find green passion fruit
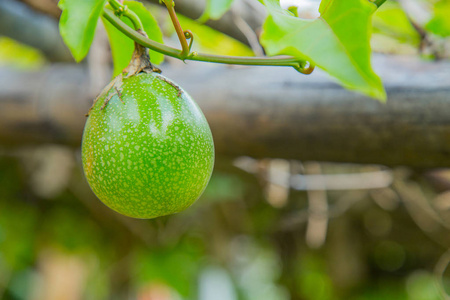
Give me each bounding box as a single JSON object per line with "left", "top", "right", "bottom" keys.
{"left": 81, "top": 72, "right": 214, "bottom": 219}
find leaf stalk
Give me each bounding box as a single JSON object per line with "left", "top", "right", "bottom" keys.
{"left": 161, "top": 0, "right": 190, "bottom": 59}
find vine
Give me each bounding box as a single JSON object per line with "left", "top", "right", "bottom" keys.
{"left": 108, "top": 0, "right": 143, "bottom": 30}
{"left": 102, "top": 1, "right": 314, "bottom": 74}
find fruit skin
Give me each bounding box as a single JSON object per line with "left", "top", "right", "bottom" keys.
{"left": 82, "top": 72, "right": 214, "bottom": 219}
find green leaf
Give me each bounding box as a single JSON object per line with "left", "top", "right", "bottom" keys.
{"left": 371, "top": 1, "right": 421, "bottom": 54}
{"left": 58, "top": 0, "right": 107, "bottom": 62}
{"left": 426, "top": 0, "right": 450, "bottom": 37}
{"left": 372, "top": 1, "right": 421, "bottom": 45}
{"left": 199, "top": 0, "right": 234, "bottom": 22}
{"left": 260, "top": 0, "right": 386, "bottom": 101}
{"left": 102, "top": 1, "right": 164, "bottom": 77}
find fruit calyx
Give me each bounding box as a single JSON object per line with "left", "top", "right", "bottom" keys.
{"left": 123, "top": 29, "right": 161, "bottom": 77}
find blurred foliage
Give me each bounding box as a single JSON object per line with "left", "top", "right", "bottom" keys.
{"left": 0, "top": 37, "right": 46, "bottom": 70}
{"left": 0, "top": 149, "right": 449, "bottom": 299}
{"left": 426, "top": 0, "right": 450, "bottom": 37}
{"left": 198, "top": 0, "right": 235, "bottom": 22}
{"left": 371, "top": 1, "right": 421, "bottom": 54}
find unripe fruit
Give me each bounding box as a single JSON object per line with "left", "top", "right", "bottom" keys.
{"left": 81, "top": 72, "right": 214, "bottom": 219}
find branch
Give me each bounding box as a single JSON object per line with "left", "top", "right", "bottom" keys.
{"left": 16, "top": 0, "right": 61, "bottom": 18}
{"left": 1, "top": 55, "right": 450, "bottom": 167}
{"left": 0, "top": 0, "right": 72, "bottom": 62}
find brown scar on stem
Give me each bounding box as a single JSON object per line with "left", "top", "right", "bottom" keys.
{"left": 101, "top": 76, "right": 124, "bottom": 110}
{"left": 115, "top": 86, "right": 124, "bottom": 103}
{"left": 101, "top": 91, "right": 116, "bottom": 110}
{"left": 101, "top": 85, "right": 124, "bottom": 110}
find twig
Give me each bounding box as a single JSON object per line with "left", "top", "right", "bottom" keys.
{"left": 231, "top": 11, "right": 264, "bottom": 56}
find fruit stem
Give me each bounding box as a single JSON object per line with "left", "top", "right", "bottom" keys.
{"left": 161, "top": 0, "right": 190, "bottom": 59}
{"left": 108, "top": 0, "right": 143, "bottom": 30}
{"left": 102, "top": 8, "right": 314, "bottom": 74}
{"left": 124, "top": 29, "right": 158, "bottom": 76}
